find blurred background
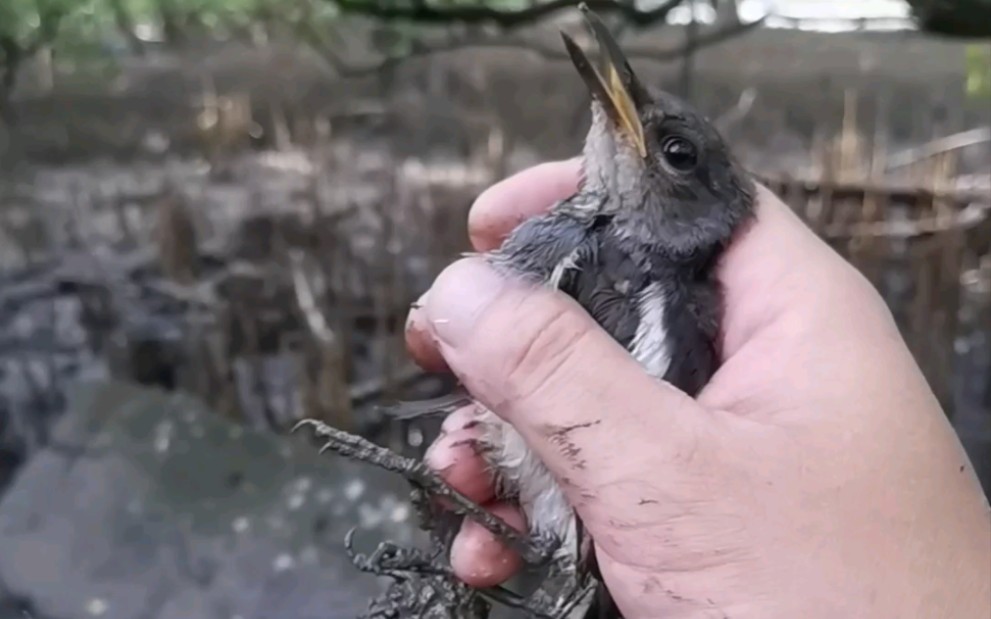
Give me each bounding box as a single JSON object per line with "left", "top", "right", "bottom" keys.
{"left": 0, "top": 0, "right": 988, "bottom": 617}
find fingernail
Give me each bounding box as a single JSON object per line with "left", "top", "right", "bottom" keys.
{"left": 426, "top": 259, "right": 507, "bottom": 347}
{"left": 441, "top": 406, "right": 480, "bottom": 434}
{"left": 424, "top": 439, "right": 457, "bottom": 473}
{"left": 405, "top": 291, "right": 428, "bottom": 331}
{"left": 410, "top": 290, "right": 428, "bottom": 311}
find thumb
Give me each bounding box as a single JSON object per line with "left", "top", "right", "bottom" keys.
{"left": 424, "top": 258, "right": 710, "bottom": 506}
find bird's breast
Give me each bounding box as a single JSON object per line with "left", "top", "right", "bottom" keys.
{"left": 475, "top": 408, "right": 579, "bottom": 560}
{"left": 558, "top": 230, "right": 674, "bottom": 379}
{"left": 628, "top": 281, "right": 673, "bottom": 380}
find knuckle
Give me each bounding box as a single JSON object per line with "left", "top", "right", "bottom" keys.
{"left": 467, "top": 186, "right": 506, "bottom": 245}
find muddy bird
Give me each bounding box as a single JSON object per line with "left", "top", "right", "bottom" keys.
{"left": 303, "top": 5, "right": 757, "bottom": 618}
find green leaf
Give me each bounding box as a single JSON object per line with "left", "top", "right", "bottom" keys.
{"left": 966, "top": 44, "right": 991, "bottom": 100}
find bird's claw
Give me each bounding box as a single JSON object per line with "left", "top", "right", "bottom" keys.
{"left": 529, "top": 530, "right": 563, "bottom": 566}
{"left": 295, "top": 418, "right": 547, "bottom": 563}
{"left": 297, "top": 419, "right": 588, "bottom": 618}
{"left": 345, "top": 527, "right": 449, "bottom": 578}
{"left": 345, "top": 528, "right": 491, "bottom": 619}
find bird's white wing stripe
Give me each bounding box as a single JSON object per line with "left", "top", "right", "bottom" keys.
{"left": 549, "top": 247, "right": 583, "bottom": 290}
{"left": 630, "top": 282, "right": 671, "bottom": 379}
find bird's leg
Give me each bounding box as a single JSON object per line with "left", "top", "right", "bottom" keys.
{"left": 477, "top": 587, "right": 530, "bottom": 611}
{"left": 409, "top": 484, "right": 438, "bottom": 531}
{"left": 476, "top": 587, "right": 560, "bottom": 619}
{"left": 476, "top": 583, "right": 597, "bottom": 619}
{"left": 293, "top": 419, "right": 551, "bottom": 565}
{"left": 347, "top": 516, "right": 582, "bottom": 619}
{"left": 475, "top": 574, "right": 592, "bottom": 619}
{"left": 552, "top": 578, "right": 598, "bottom": 618}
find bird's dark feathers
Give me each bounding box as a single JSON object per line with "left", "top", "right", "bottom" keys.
{"left": 614, "top": 89, "right": 756, "bottom": 258}
{"left": 487, "top": 193, "right": 606, "bottom": 283}
{"left": 558, "top": 223, "right": 645, "bottom": 351}
{"left": 651, "top": 250, "right": 724, "bottom": 397}
{"left": 494, "top": 200, "right": 730, "bottom": 401}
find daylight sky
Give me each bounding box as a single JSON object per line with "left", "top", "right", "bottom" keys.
{"left": 665, "top": 0, "right": 914, "bottom": 31}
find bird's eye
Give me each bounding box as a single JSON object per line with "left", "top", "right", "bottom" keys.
{"left": 660, "top": 136, "right": 698, "bottom": 172}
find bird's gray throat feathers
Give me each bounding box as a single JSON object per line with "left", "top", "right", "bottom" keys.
{"left": 578, "top": 101, "right": 646, "bottom": 213}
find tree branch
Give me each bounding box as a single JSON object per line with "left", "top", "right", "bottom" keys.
{"left": 714, "top": 86, "right": 757, "bottom": 132}
{"left": 0, "top": 1, "right": 69, "bottom": 123}
{"left": 311, "top": 15, "right": 765, "bottom": 78}
{"left": 327, "top": 0, "right": 686, "bottom": 28}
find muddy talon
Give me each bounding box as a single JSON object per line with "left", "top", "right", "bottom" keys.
{"left": 297, "top": 417, "right": 540, "bottom": 562}
{"left": 524, "top": 529, "right": 563, "bottom": 566}
{"left": 297, "top": 418, "right": 585, "bottom": 617}
{"left": 344, "top": 527, "right": 360, "bottom": 559}
{"left": 290, "top": 418, "right": 318, "bottom": 434}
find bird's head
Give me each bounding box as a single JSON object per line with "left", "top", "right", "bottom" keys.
{"left": 562, "top": 5, "right": 755, "bottom": 255}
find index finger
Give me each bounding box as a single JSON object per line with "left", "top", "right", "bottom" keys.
{"left": 468, "top": 158, "right": 582, "bottom": 251}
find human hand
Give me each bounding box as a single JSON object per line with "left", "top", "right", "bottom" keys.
{"left": 405, "top": 160, "right": 991, "bottom": 618}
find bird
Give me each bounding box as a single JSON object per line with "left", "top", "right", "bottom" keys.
{"left": 386, "top": 5, "right": 757, "bottom": 618}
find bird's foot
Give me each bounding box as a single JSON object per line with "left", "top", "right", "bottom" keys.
{"left": 529, "top": 530, "right": 564, "bottom": 566}
{"left": 293, "top": 419, "right": 548, "bottom": 564}
{"left": 346, "top": 527, "right": 491, "bottom": 618}
{"left": 345, "top": 527, "right": 570, "bottom": 619}
{"left": 473, "top": 542, "right": 591, "bottom": 619}
{"left": 345, "top": 528, "right": 448, "bottom": 579}
{"left": 478, "top": 586, "right": 561, "bottom": 619}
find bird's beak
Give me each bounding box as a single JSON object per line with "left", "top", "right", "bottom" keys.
{"left": 561, "top": 4, "right": 648, "bottom": 158}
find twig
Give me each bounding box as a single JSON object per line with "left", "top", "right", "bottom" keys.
{"left": 288, "top": 250, "right": 336, "bottom": 345}
{"left": 884, "top": 127, "right": 991, "bottom": 171}
{"left": 327, "top": 0, "right": 686, "bottom": 28}
{"left": 757, "top": 175, "right": 991, "bottom": 209}
{"left": 715, "top": 87, "right": 758, "bottom": 132}
{"left": 823, "top": 202, "right": 990, "bottom": 240}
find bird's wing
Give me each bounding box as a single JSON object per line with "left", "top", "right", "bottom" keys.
{"left": 583, "top": 582, "right": 623, "bottom": 619}
{"left": 383, "top": 199, "right": 604, "bottom": 422}
{"left": 487, "top": 195, "right": 606, "bottom": 286}
{"left": 376, "top": 389, "right": 473, "bottom": 420}
{"left": 655, "top": 274, "right": 722, "bottom": 397}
